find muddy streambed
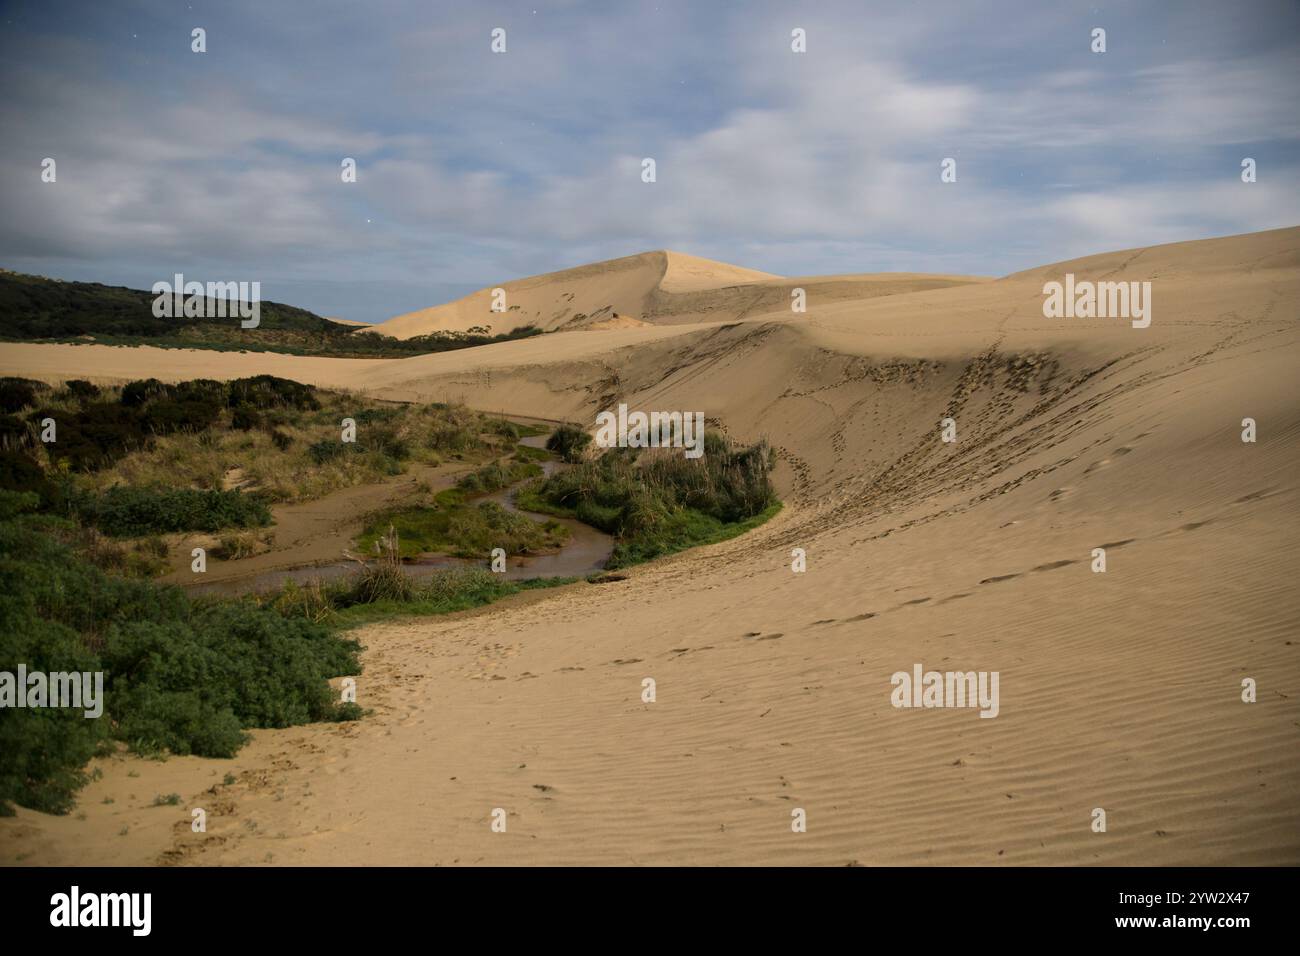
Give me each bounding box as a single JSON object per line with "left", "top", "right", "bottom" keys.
{"left": 187, "top": 436, "right": 614, "bottom": 596}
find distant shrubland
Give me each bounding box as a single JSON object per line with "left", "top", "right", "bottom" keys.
{"left": 0, "top": 269, "right": 540, "bottom": 358}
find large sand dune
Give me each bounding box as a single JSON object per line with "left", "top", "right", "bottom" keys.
{"left": 365, "top": 249, "right": 986, "bottom": 337}
{"left": 1, "top": 227, "right": 1297, "bottom": 865}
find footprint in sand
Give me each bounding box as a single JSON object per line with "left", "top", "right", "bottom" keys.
{"left": 1233, "top": 489, "right": 1272, "bottom": 505}
{"left": 1031, "top": 560, "right": 1077, "bottom": 572}
{"left": 1084, "top": 445, "right": 1134, "bottom": 476}
{"left": 1097, "top": 538, "right": 1136, "bottom": 549}
{"left": 839, "top": 612, "right": 876, "bottom": 623}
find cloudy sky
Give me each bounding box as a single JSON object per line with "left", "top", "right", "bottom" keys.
{"left": 2, "top": 0, "right": 1297, "bottom": 323}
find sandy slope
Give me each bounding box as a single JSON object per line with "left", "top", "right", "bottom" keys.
{"left": 363, "top": 249, "right": 985, "bottom": 337}
{"left": 1, "top": 227, "right": 1298, "bottom": 866}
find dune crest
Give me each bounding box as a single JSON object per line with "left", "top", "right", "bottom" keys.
{"left": 363, "top": 249, "right": 988, "bottom": 338}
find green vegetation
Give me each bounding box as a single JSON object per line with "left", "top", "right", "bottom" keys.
{"left": 0, "top": 376, "right": 533, "bottom": 555}
{"left": 66, "top": 383, "right": 510, "bottom": 504}
{"left": 358, "top": 501, "right": 568, "bottom": 560}
{"left": 454, "top": 456, "right": 543, "bottom": 494}
{"left": 545, "top": 423, "right": 592, "bottom": 462}
{"left": 0, "top": 269, "right": 541, "bottom": 358}
{"left": 0, "top": 491, "right": 361, "bottom": 816}
{"left": 356, "top": 456, "right": 563, "bottom": 559}
{"left": 262, "top": 549, "right": 573, "bottom": 630}
{"left": 518, "top": 433, "right": 779, "bottom": 568}
{"left": 70, "top": 486, "right": 271, "bottom": 537}
{"left": 5, "top": 374, "right": 319, "bottom": 476}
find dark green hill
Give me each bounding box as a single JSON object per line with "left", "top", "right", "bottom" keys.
{"left": 0, "top": 269, "right": 539, "bottom": 358}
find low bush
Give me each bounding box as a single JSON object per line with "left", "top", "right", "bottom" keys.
{"left": 230, "top": 404, "right": 261, "bottom": 431}
{"left": 455, "top": 457, "right": 541, "bottom": 495}
{"left": 72, "top": 485, "right": 271, "bottom": 537}
{"left": 0, "top": 377, "right": 49, "bottom": 413}
{"left": 0, "top": 450, "right": 61, "bottom": 508}
{"left": 0, "top": 415, "right": 31, "bottom": 452}
{"left": 35, "top": 401, "right": 149, "bottom": 472}
{"left": 61, "top": 380, "right": 101, "bottom": 401}
{"left": 0, "top": 492, "right": 360, "bottom": 815}
{"left": 225, "top": 375, "right": 319, "bottom": 411}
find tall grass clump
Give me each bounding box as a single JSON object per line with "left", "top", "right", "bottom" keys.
{"left": 545, "top": 423, "right": 592, "bottom": 463}
{"left": 262, "top": 563, "right": 570, "bottom": 629}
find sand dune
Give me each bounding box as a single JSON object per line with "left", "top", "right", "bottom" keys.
{"left": 364, "top": 249, "right": 985, "bottom": 337}
{"left": 1, "top": 227, "right": 1298, "bottom": 865}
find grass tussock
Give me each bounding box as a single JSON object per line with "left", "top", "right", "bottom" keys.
{"left": 545, "top": 423, "right": 592, "bottom": 462}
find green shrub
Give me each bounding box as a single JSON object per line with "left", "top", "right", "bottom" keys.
{"left": 0, "top": 493, "right": 361, "bottom": 814}
{"left": 523, "top": 437, "right": 778, "bottom": 567}
{"left": 546, "top": 424, "right": 592, "bottom": 463}
{"left": 0, "top": 377, "right": 49, "bottom": 413}
{"left": 106, "top": 600, "right": 359, "bottom": 757}
{"left": 456, "top": 458, "right": 541, "bottom": 494}
{"left": 73, "top": 485, "right": 271, "bottom": 537}
{"left": 143, "top": 396, "right": 223, "bottom": 435}
{"left": 230, "top": 404, "right": 261, "bottom": 431}
{"left": 485, "top": 419, "right": 520, "bottom": 440}
{"left": 226, "top": 376, "right": 319, "bottom": 411}
{"left": 0, "top": 414, "right": 31, "bottom": 452}
{"left": 35, "top": 401, "right": 151, "bottom": 472}
{"left": 119, "top": 378, "right": 168, "bottom": 407}
{"left": 61, "top": 380, "right": 101, "bottom": 402}
{"left": 0, "top": 595, "right": 107, "bottom": 814}
{"left": 0, "top": 450, "right": 60, "bottom": 508}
